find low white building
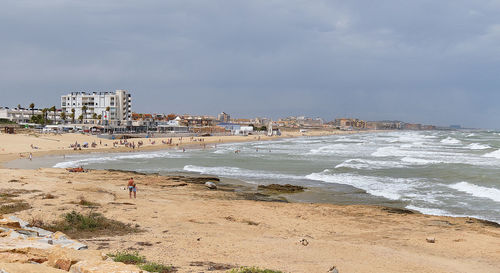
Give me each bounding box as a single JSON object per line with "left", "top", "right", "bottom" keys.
{"left": 60, "top": 90, "right": 132, "bottom": 126}
{"left": 0, "top": 107, "right": 62, "bottom": 124}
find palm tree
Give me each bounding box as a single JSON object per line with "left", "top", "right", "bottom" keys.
{"left": 71, "top": 108, "right": 75, "bottom": 124}
{"left": 81, "top": 105, "right": 88, "bottom": 124}
{"left": 29, "top": 103, "right": 35, "bottom": 118}
{"left": 50, "top": 106, "right": 56, "bottom": 124}
{"left": 41, "top": 108, "right": 48, "bottom": 125}
{"left": 17, "top": 104, "right": 21, "bottom": 110}
{"left": 78, "top": 114, "right": 84, "bottom": 124}
{"left": 60, "top": 112, "right": 66, "bottom": 124}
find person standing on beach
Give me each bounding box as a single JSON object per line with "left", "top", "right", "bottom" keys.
{"left": 29, "top": 152, "right": 32, "bottom": 161}
{"left": 127, "top": 177, "right": 137, "bottom": 199}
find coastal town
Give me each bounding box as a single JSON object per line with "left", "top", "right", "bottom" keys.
{"left": 0, "top": 90, "right": 454, "bottom": 136}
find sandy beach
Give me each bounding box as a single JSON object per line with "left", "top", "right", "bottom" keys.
{"left": 1, "top": 131, "right": 500, "bottom": 273}
{"left": 0, "top": 129, "right": 358, "bottom": 167}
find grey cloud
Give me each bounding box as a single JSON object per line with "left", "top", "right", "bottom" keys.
{"left": 1, "top": 0, "right": 500, "bottom": 128}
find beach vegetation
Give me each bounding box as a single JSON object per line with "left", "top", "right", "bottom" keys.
{"left": 32, "top": 210, "right": 140, "bottom": 238}
{"left": 108, "top": 251, "right": 146, "bottom": 264}
{"left": 0, "top": 191, "right": 31, "bottom": 214}
{"left": 228, "top": 267, "right": 283, "bottom": 273}
{"left": 139, "top": 262, "right": 174, "bottom": 272}
{"left": 108, "top": 251, "right": 175, "bottom": 272}
{"left": 0, "top": 202, "right": 31, "bottom": 214}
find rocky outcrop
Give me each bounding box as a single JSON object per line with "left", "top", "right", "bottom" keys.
{"left": 0, "top": 216, "right": 145, "bottom": 273}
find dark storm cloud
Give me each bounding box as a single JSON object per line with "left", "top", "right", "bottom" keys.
{"left": 1, "top": 0, "right": 500, "bottom": 128}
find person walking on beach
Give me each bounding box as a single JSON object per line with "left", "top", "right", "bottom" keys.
{"left": 127, "top": 177, "right": 137, "bottom": 199}
{"left": 29, "top": 152, "right": 32, "bottom": 161}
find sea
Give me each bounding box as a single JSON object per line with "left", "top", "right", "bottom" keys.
{"left": 15, "top": 130, "right": 500, "bottom": 224}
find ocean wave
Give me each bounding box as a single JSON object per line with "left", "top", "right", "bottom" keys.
{"left": 308, "top": 144, "right": 362, "bottom": 155}
{"left": 183, "top": 165, "right": 303, "bottom": 181}
{"left": 53, "top": 151, "right": 179, "bottom": 168}
{"left": 305, "top": 170, "right": 421, "bottom": 200}
{"left": 483, "top": 149, "right": 500, "bottom": 159}
{"left": 400, "top": 157, "right": 442, "bottom": 165}
{"left": 371, "top": 146, "right": 408, "bottom": 157}
{"left": 440, "top": 137, "right": 461, "bottom": 145}
{"left": 467, "top": 143, "right": 491, "bottom": 150}
{"left": 335, "top": 159, "right": 406, "bottom": 170}
{"left": 448, "top": 182, "right": 500, "bottom": 202}
{"left": 405, "top": 205, "right": 449, "bottom": 216}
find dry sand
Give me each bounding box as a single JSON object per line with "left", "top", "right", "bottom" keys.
{"left": 1, "top": 168, "right": 499, "bottom": 273}
{"left": 1, "top": 130, "right": 499, "bottom": 273}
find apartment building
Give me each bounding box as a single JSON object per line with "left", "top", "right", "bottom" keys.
{"left": 61, "top": 90, "right": 132, "bottom": 125}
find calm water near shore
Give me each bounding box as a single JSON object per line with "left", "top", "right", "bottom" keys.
{"left": 11, "top": 131, "right": 500, "bottom": 223}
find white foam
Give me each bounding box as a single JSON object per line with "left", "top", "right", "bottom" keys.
{"left": 405, "top": 205, "right": 449, "bottom": 216}
{"left": 305, "top": 170, "right": 421, "bottom": 200}
{"left": 371, "top": 146, "right": 407, "bottom": 157}
{"left": 335, "top": 159, "right": 405, "bottom": 170}
{"left": 449, "top": 182, "right": 500, "bottom": 202}
{"left": 53, "top": 151, "right": 179, "bottom": 168}
{"left": 401, "top": 157, "right": 441, "bottom": 165}
{"left": 183, "top": 165, "right": 303, "bottom": 181}
{"left": 483, "top": 149, "right": 500, "bottom": 159}
{"left": 309, "top": 144, "right": 364, "bottom": 156}
{"left": 440, "top": 137, "right": 461, "bottom": 144}
{"left": 467, "top": 143, "right": 491, "bottom": 150}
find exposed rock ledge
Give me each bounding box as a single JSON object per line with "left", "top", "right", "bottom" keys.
{"left": 0, "top": 215, "right": 144, "bottom": 273}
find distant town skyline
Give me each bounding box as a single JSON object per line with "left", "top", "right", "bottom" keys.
{"left": 1, "top": 1, "right": 500, "bottom": 129}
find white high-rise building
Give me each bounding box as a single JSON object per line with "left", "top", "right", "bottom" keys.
{"left": 61, "top": 90, "right": 132, "bottom": 126}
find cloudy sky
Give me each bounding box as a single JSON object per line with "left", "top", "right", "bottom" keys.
{"left": 1, "top": 0, "right": 500, "bottom": 128}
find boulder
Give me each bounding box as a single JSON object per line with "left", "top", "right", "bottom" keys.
{"left": 205, "top": 182, "right": 217, "bottom": 190}
{"left": 47, "top": 247, "right": 105, "bottom": 270}
{"left": 426, "top": 237, "right": 436, "bottom": 243}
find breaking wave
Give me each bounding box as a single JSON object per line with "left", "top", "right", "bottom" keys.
{"left": 449, "top": 182, "right": 500, "bottom": 202}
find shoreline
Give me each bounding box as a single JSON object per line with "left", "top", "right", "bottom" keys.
{"left": 3, "top": 129, "right": 499, "bottom": 225}
{"left": 1, "top": 167, "right": 499, "bottom": 273}
{"left": 1, "top": 130, "right": 500, "bottom": 272}
{"left": 0, "top": 129, "right": 376, "bottom": 167}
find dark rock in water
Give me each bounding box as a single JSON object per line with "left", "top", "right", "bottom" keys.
{"left": 169, "top": 175, "right": 220, "bottom": 184}
{"left": 234, "top": 192, "right": 288, "bottom": 203}
{"left": 382, "top": 207, "right": 415, "bottom": 214}
{"left": 257, "top": 184, "right": 306, "bottom": 193}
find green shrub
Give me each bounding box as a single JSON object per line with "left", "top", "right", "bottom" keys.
{"left": 108, "top": 251, "right": 146, "bottom": 265}
{"left": 0, "top": 202, "right": 30, "bottom": 214}
{"left": 139, "top": 262, "right": 174, "bottom": 272}
{"left": 37, "top": 210, "right": 139, "bottom": 239}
